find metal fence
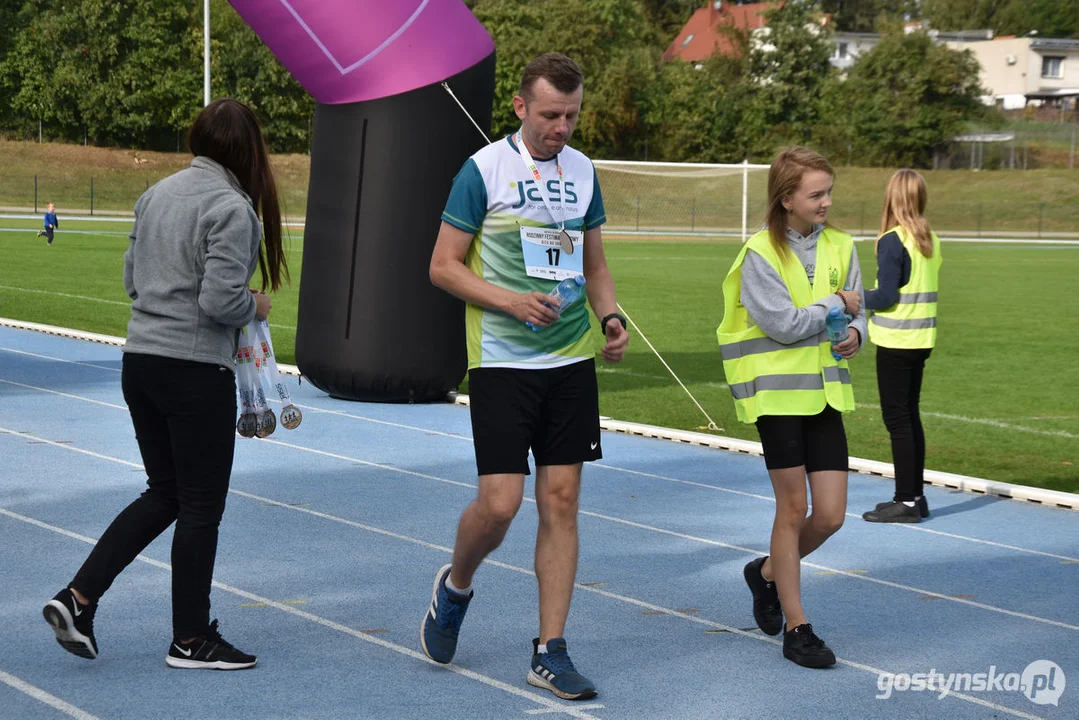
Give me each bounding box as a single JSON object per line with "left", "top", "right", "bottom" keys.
{"left": 4, "top": 162, "right": 1078, "bottom": 239}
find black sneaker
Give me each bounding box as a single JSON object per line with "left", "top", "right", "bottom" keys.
{"left": 166, "top": 620, "right": 257, "bottom": 670}
{"left": 43, "top": 588, "right": 98, "bottom": 659}
{"left": 864, "top": 500, "right": 922, "bottom": 523}
{"left": 743, "top": 557, "right": 783, "bottom": 636}
{"left": 783, "top": 623, "right": 836, "bottom": 668}
{"left": 873, "top": 496, "right": 929, "bottom": 518}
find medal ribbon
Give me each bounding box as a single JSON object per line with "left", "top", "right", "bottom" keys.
{"left": 515, "top": 129, "right": 564, "bottom": 231}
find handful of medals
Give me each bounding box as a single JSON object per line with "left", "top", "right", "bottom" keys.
{"left": 235, "top": 319, "right": 302, "bottom": 438}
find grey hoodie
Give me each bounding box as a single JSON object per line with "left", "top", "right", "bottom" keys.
{"left": 740, "top": 225, "right": 867, "bottom": 347}
{"left": 123, "top": 157, "right": 261, "bottom": 368}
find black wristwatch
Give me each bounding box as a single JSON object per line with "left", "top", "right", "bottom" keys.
{"left": 600, "top": 312, "right": 627, "bottom": 336}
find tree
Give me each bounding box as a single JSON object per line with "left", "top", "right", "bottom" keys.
{"left": 467, "top": 0, "right": 659, "bottom": 159}
{"left": 210, "top": 0, "right": 314, "bottom": 153}
{"left": 818, "top": 0, "right": 915, "bottom": 33}
{"left": 919, "top": 0, "right": 1012, "bottom": 32}
{"left": 994, "top": 0, "right": 1079, "bottom": 39}
{"left": 643, "top": 29, "right": 755, "bottom": 163}
{"left": 640, "top": 0, "right": 701, "bottom": 44}
{"left": 743, "top": 0, "right": 837, "bottom": 155}
{"left": 0, "top": 0, "right": 202, "bottom": 147}
{"left": 839, "top": 29, "right": 986, "bottom": 167}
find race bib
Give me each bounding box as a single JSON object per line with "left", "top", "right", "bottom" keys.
{"left": 520, "top": 226, "right": 584, "bottom": 280}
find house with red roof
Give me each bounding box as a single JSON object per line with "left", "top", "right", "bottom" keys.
{"left": 663, "top": 1, "right": 776, "bottom": 63}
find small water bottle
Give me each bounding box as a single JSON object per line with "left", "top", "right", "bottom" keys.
{"left": 826, "top": 305, "right": 848, "bottom": 360}
{"left": 526, "top": 274, "right": 586, "bottom": 331}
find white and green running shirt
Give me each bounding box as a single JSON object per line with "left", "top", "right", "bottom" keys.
{"left": 442, "top": 134, "right": 607, "bottom": 370}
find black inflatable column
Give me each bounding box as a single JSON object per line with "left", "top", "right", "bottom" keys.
{"left": 296, "top": 53, "right": 495, "bottom": 402}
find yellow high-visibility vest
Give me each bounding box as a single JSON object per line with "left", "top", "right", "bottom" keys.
{"left": 717, "top": 228, "right": 856, "bottom": 424}
{"left": 868, "top": 225, "right": 942, "bottom": 349}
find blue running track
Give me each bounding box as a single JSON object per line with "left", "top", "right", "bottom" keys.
{"left": 1, "top": 325, "right": 1076, "bottom": 720}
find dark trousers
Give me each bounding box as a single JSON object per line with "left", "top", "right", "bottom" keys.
{"left": 876, "top": 345, "right": 932, "bottom": 501}
{"left": 72, "top": 352, "right": 237, "bottom": 638}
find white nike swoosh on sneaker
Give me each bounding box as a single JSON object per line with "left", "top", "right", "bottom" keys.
{"left": 72, "top": 603, "right": 82, "bottom": 617}
{"left": 590, "top": 442, "right": 598, "bottom": 450}
{"left": 173, "top": 644, "right": 193, "bottom": 657}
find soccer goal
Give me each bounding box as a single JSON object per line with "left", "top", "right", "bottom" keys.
{"left": 592, "top": 160, "right": 771, "bottom": 241}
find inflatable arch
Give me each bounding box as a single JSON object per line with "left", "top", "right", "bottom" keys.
{"left": 228, "top": 0, "right": 496, "bottom": 401}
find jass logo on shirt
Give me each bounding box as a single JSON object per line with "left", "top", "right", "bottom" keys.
{"left": 511, "top": 179, "right": 579, "bottom": 209}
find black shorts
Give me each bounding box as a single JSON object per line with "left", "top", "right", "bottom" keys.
{"left": 754, "top": 405, "right": 849, "bottom": 472}
{"left": 468, "top": 358, "right": 601, "bottom": 476}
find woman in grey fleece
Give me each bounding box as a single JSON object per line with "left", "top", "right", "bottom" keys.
{"left": 719, "top": 147, "right": 865, "bottom": 669}
{"left": 43, "top": 99, "right": 288, "bottom": 671}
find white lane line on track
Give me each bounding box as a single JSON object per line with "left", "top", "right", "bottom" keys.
{"left": 2, "top": 421, "right": 1075, "bottom": 635}
{"left": 0, "top": 450, "right": 1045, "bottom": 720}
{"left": 2, "top": 355, "right": 1074, "bottom": 564}
{"left": 856, "top": 403, "right": 1078, "bottom": 440}
{"left": 0, "top": 502, "right": 602, "bottom": 720}
{"left": 0, "top": 669, "right": 101, "bottom": 720}
{"left": 274, "top": 404, "right": 1079, "bottom": 564}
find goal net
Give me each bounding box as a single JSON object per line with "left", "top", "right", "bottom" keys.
{"left": 592, "top": 160, "right": 771, "bottom": 241}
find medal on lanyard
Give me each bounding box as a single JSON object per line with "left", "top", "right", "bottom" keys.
{"left": 254, "top": 320, "right": 302, "bottom": 430}
{"left": 235, "top": 328, "right": 259, "bottom": 438}
{"left": 516, "top": 129, "right": 574, "bottom": 256}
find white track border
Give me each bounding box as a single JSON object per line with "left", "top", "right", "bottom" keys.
{"left": 3, "top": 316, "right": 1075, "bottom": 512}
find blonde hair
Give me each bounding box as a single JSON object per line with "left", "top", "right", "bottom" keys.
{"left": 766, "top": 147, "right": 834, "bottom": 259}
{"left": 879, "top": 169, "right": 933, "bottom": 258}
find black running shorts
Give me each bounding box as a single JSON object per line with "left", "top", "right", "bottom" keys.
{"left": 754, "top": 405, "right": 849, "bottom": 472}
{"left": 468, "top": 358, "right": 601, "bottom": 476}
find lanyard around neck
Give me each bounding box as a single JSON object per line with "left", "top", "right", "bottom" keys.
{"left": 515, "top": 129, "right": 564, "bottom": 231}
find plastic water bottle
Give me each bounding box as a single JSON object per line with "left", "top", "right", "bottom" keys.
{"left": 826, "top": 305, "right": 848, "bottom": 360}
{"left": 526, "top": 274, "right": 586, "bottom": 331}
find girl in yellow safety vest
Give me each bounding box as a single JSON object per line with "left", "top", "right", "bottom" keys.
{"left": 717, "top": 147, "right": 867, "bottom": 668}
{"left": 862, "top": 169, "right": 942, "bottom": 524}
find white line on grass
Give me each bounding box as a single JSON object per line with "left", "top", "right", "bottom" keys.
{"left": 0, "top": 285, "right": 129, "bottom": 306}
{"left": 0, "top": 669, "right": 101, "bottom": 720}
{"left": 857, "top": 403, "right": 1078, "bottom": 440}
{"left": 0, "top": 289, "right": 296, "bottom": 331}
{"left": 0, "top": 227, "right": 132, "bottom": 236}
{"left": 0, "top": 438, "right": 1047, "bottom": 720}
{"left": 5, "top": 398, "right": 1075, "bottom": 633}
{"left": 0, "top": 500, "right": 602, "bottom": 720}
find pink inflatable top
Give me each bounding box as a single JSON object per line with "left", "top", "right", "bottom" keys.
{"left": 228, "top": 0, "right": 494, "bottom": 104}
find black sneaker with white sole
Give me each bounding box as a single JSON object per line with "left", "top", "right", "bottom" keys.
{"left": 43, "top": 588, "right": 98, "bottom": 659}
{"left": 873, "top": 496, "right": 929, "bottom": 518}
{"left": 166, "top": 620, "right": 257, "bottom": 670}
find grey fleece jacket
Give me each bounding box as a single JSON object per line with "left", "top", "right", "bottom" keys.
{"left": 740, "top": 225, "right": 867, "bottom": 347}
{"left": 123, "top": 157, "right": 261, "bottom": 368}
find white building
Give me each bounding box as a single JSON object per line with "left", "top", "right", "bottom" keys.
{"left": 949, "top": 36, "right": 1079, "bottom": 110}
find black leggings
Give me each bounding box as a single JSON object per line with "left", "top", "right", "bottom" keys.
{"left": 72, "top": 352, "right": 237, "bottom": 638}
{"left": 876, "top": 346, "right": 932, "bottom": 501}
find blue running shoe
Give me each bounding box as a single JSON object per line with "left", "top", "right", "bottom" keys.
{"left": 527, "top": 637, "right": 598, "bottom": 700}
{"left": 420, "top": 564, "right": 472, "bottom": 664}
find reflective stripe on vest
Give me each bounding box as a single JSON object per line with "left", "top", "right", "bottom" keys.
{"left": 716, "top": 228, "right": 856, "bottom": 424}
{"left": 869, "top": 226, "right": 942, "bottom": 349}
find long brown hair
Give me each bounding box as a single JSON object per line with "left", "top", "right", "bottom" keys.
{"left": 766, "top": 146, "right": 834, "bottom": 259}
{"left": 879, "top": 169, "right": 933, "bottom": 258}
{"left": 188, "top": 98, "right": 288, "bottom": 292}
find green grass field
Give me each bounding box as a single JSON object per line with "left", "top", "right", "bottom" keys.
{"left": 1, "top": 218, "right": 1075, "bottom": 493}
